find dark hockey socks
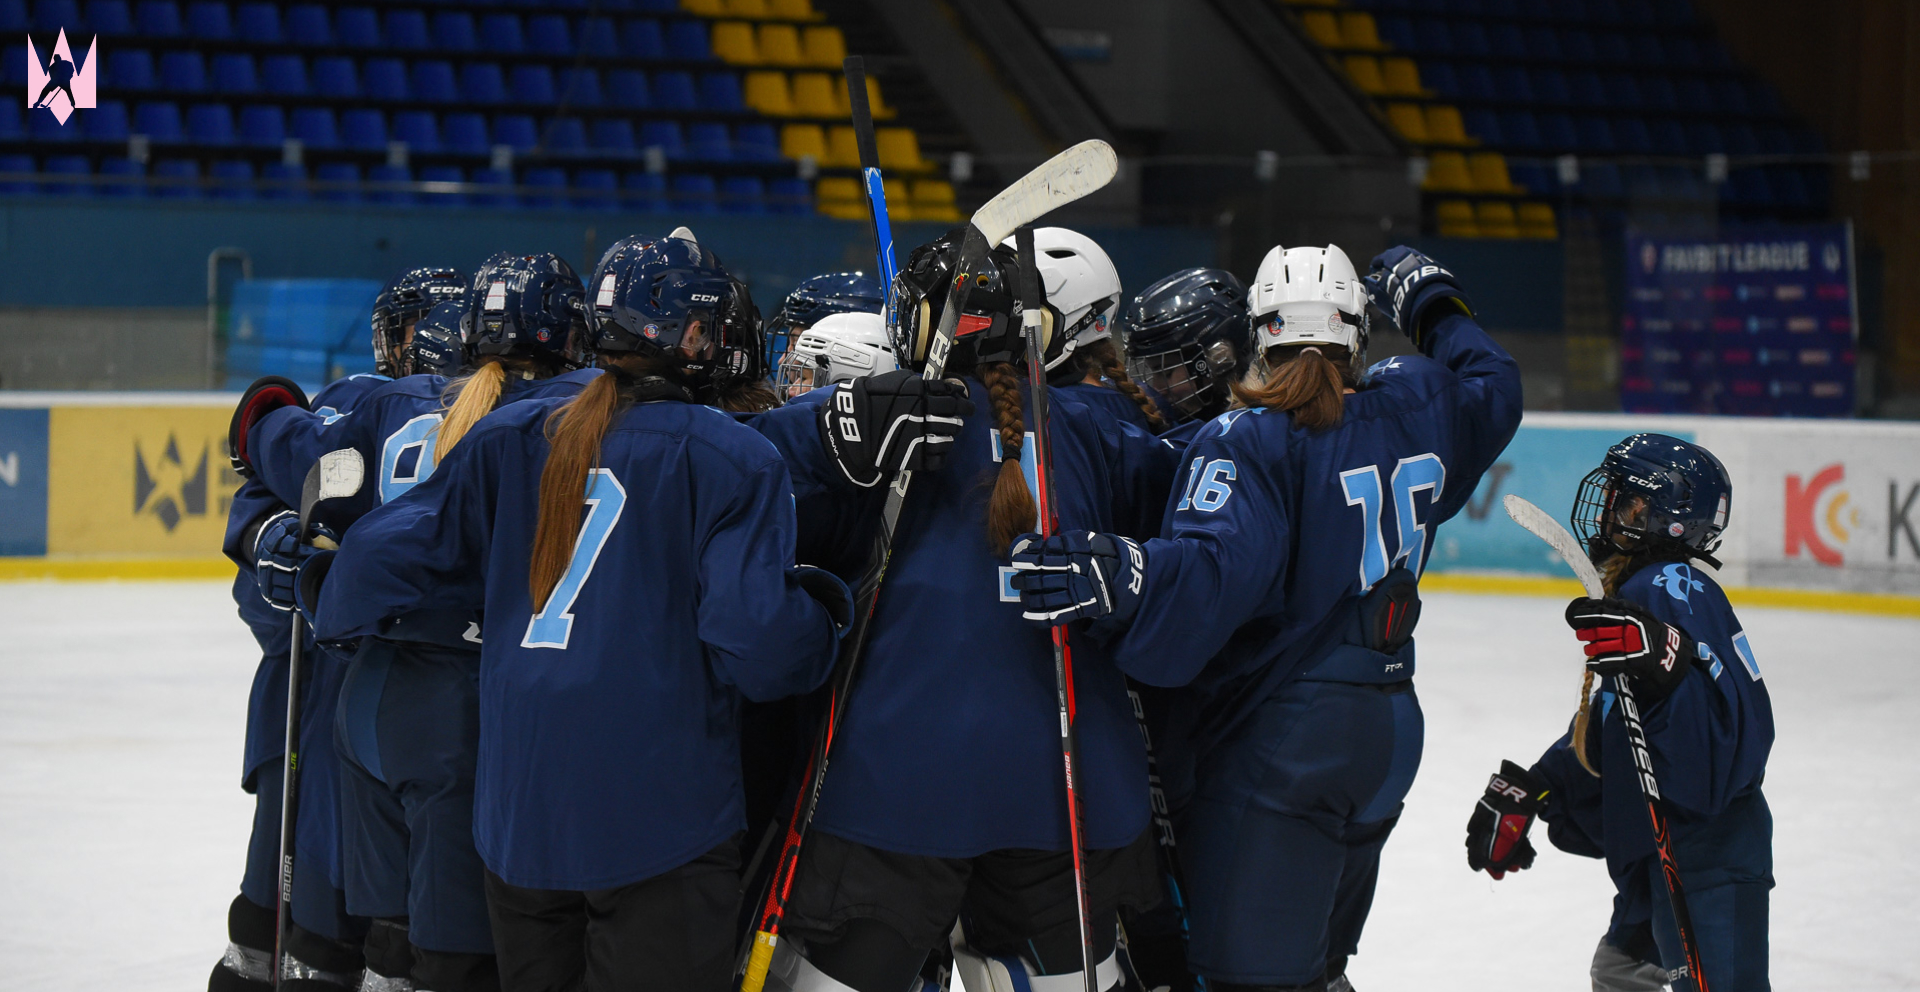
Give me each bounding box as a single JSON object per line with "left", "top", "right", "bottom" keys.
{"left": 208, "top": 895, "right": 275, "bottom": 992}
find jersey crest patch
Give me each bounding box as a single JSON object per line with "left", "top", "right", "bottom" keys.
{"left": 1652, "top": 562, "right": 1705, "bottom": 611}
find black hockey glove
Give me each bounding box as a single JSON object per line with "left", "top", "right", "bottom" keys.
{"left": 229, "top": 376, "right": 309, "bottom": 478}
{"left": 793, "top": 565, "right": 855, "bottom": 639}
{"left": 1566, "top": 597, "right": 1696, "bottom": 702}
{"left": 253, "top": 509, "right": 339, "bottom": 613}
{"left": 295, "top": 548, "right": 336, "bottom": 626}
{"left": 1008, "top": 531, "right": 1147, "bottom": 628}
{"left": 1362, "top": 247, "right": 1472, "bottom": 349}
{"left": 816, "top": 370, "right": 974, "bottom": 488}
{"left": 1465, "top": 759, "right": 1549, "bottom": 879}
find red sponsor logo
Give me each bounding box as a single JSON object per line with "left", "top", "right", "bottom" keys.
{"left": 1785, "top": 464, "right": 1845, "bottom": 566}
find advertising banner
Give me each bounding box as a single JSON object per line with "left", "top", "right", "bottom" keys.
{"left": 0, "top": 408, "right": 50, "bottom": 555}
{"left": 43, "top": 405, "right": 240, "bottom": 557}
{"left": 1620, "top": 224, "right": 1856, "bottom": 417}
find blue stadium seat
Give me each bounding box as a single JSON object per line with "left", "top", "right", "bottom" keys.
{"left": 334, "top": 7, "right": 379, "bottom": 47}
{"left": 544, "top": 117, "right": 587, "bottom": 153}
{"left": 671, "top": 173, "right": 717, "bottom": 213}
{"left": 1568, "top": 70, "right": 1606, "bottom": 107}
{"left": 152, "top": 158, "right": 200, "bottom": 198}
{"left": 735, "top": 123, "right": 778, "bottom": 160}
{"left": 363, "top": 58, "right": 408, "bottom": 100}
{"left": 259, "top": 162, "right": 306, "bottom": 200}
{"left": 591, "top": 118, "right": 635, "bottom": 153}
{"left": 443, "top": 112, "right": 488, "bottom": 153}
{"left": 1498, "top": 111, "right": 1541, "bottom": 149}
{"left": 572, "top": 168, "right": 618, "bottom": 210}
{"left": 36, "top": 0, "right": 80, "bottom": 33}
{"left": 1507, "top": 163, "right": 1552, "bottom": 196}
{"left": 290, "top": 106, "right": 338, "bottom": 148}
{"left": 1371, "top": 15, "right": 1415, "bottom": 53}
{"left": 1641, "top": 76, "right": 1676, "bottom": 111}
{"left": 639, "top": 120, "right": 684, "bottom": 158}
{"left": 606, "top": 68, "right": 650, "bottom": 108}
{"left": 1621, "top": 164, "right": 1661, "bottom": 198}
{"left": 1561, "top": 29, "right": 1597, "bottom": 62}
{"left": 526, "top": 14, "right": 571, "bottom": 53}
{"left": 385, "top": 9, "right": 429, "bottom": 49}
{"left": 284, "top": 3, "right": 330, "bottom": 45}
{"left": 522, "top": 166, "right": 566, "bottom": 207}
{"left": 1452, "top": 21, "right": 1490, "bottom": 57}
{"left": 719, "top": 176, "right": 764, "bottom": 215}
{"left": 1532, "top": 69, "right": 1570, "bottom": 105}
{"left": 432, "top": 11, "right": 475, "bottom": 50}
{"left": 480, "top": 13, "right": 523, "bottom": 53}
{"left": 1631, "top": 34, "right": 1665, "bottom": 65}
{"left": 312, "top": 57, "right": 358, "bottom": 97}
{"left": 42, "top": 155, "right": 92, "bottom": 196}
{"left": 665, "top": 19, "right": 709, "bottom": 60}
{"left": 342, "top": 108, "right": 386, "bottom": 150}
{"left": 238, "top": 103, "right": 284, "bottom": 145}
{"left": 0, "top": 153, "right": 33, "bottom": 194}
{"left": 211, "top": 53, "right": 256, "bottom": 93}
{"left": 1647, "top": 118, "right": 1686, "bottom": 153}
{"left": 1602, "top": 72, "right": 1642, "bottom": 108}
{"left": 235, "top": 1, "right": 279, "bottom": 42}
{"left": 1771, "top": 166, "right": 1812, "bottom": 211}
{"left": 314, "top": 162, "right": 360, "bottom": 202}
{"left": 133, "top": 101, "right": 184, "bottom": 141}
{"left": 492, "top": 114, "right": 538, "bottom": 151}
{"left": 86, "top": 0, "right": 135, "bottom": 35}
{"left": 1613, "top": 116, "right": 1652, "bottom": 153}
{"left": 185, "top": 0, "right": 228, "bottom": 39}
{"left": 367, "top": 164, "right": 413, "bottom": 204}
{"left": 1406, "top": 17, "right": 1451, "bottom": 55}
{"left": 632, "top": 0, "right": 679, "bottom": 12}
{"left": 510, "top": 64, "right": 556, "bottom": 103}
{"left": 653, "top": 71, "right": 697, "bottom": 110}
{"left": 1593, "top": 30, "right": 1631, "bottom": 63}
{"left": 418, "top": 165, "right": 465, "bottom": 206}
{"left": 410, "top": 61, "right": 455, "bottom": 102}
{"left": 1662, "top": 36, "right": 1700, "bottom": 65}
{"left": 1577, "top": 116, "right": 1616, "bottom": 153}
{"left": 1420, "top": 61, "right": 1458, "bottom": 97}
{"left": 260, "top": 55, "right": 305, "bottom": 94}
{"left": 766, "top": 177, "right": 809, "bottom": 215}
{"left": 622, "top": 18, "right": 665, "bottom": 58}
{"left": 1676, "top": 77, "right": 1713, "bottom": 114}
{"left": 1724, "top": 122, "right": 1759, "bottom": 155}
{"left": 160, "top": 51, "right": 207, "bottom": 91}
{"left": 622, "top": 171, "right": 666, "bottom": 211}
{"left": 471, "top": 167, "right": 516, "bottom": 208}
{"left": 580, "top": 16, "right": 618, "bottom": 57}
{"left": 136, "top": 0, "right": 182, "bottom": 37}
{"left": 1579, "top": 162, "right": 1623, "bottom": 199}
{"left": 461, "top": 62, "right": 507, "bottom": 104}
{"left": 31, "top": 108, "right": 77, "bottom": 141}
{"left": 0, "top": 102, "right": 21, "bottom": 140}
{"left": 209, "top": 158, "right": 255, "bottom": 200}
{"left": 99, "top": 157, "right": 144, "bottom": 197}
{"left": 1689, "top": 122, "right": 1725, "bottom": 154}
{"left": 559, "top": 68, "right": 602, "bottom": 106}
{"left": 684, "top": 121, "right": 729, "bottom": 159}
{"left": 1461, "top": 108, "right": 1502, "bottom": 145}
{"left": 700, "top": 72, "right": 743, "bottom": 112}
{"left": 1455, "top": 63, "right": 1495, "bottom": 102}
{"left": 392, "top": 110, "right": 439, "bottom": 152}
{"left": 1524, "top": 26, "right": 1563, "bottom": 60}
{"left": 85, "top": 99, "right": 130, "bottom": 140}
{"left": 1487, "top": 23, "right": 1525, "bottom": 59}
{"left": 1538, "top": 112, "right": 1577, "bottom": 149}
{"left": 186, "top": 102, "right": 235, "bottom": 144}
{"left": 1492, "top": 67, "right": 1535, "bottom": 105}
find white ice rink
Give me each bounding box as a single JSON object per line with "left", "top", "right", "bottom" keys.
{"left": 2, "top": 580, "right": 1916, "bottom": 991}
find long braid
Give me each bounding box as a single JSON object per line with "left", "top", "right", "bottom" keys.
{"left": 1083, "top": 339, "right": 1165, "bottom": 431}
{"left": 1571, "top": 553, "right": 1638, "bottom": 778}
{"left": 979, "top": 361, "right": 1036, "bottom": 556}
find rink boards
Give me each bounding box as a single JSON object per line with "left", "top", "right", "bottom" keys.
{"left": 1, "top": 394, "right": 1917, "bottom": 606}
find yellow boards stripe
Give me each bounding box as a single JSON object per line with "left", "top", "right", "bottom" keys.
{"left": 0, "top": 557, "right": 235, "bottom": 581}
{"left": 46, "top": 406, "right": 243, "bottom": 558}
{"left": 1421, "top": 572, "right": 1920, "bottom": 618}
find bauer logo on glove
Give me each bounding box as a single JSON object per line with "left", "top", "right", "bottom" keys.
{"left": 1565, "top": 596, "right": 1697, "bottom": 701}
{"left": 1007, "top": 531, "right": 1147, "bottom": 629}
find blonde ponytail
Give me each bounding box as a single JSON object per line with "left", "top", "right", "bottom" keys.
{"left": 528, "top": 371, "right": 625, "bottom": 611}
{"left": 436, "top": 359, "right": 508, "bottom": 456}
{"left": 1230, "top": 345, "right": 1352, "bottom": 430}
{"left": 1570, "top": 553, "right": 1638, "bottom": 777}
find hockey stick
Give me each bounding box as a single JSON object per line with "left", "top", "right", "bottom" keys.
{"left": 739, "top": 140, "right": 1120, "bottom": 992}
{"left": 272, "top": 448, "right": 365, "bottom": 991}
{"left": 1015, "top": 224, "right": 1098, "bottom": 991}
{"left": 1124, "top": 685, "right": 1205, "bottom": 992}
{"left": 1501, "top": 494, "right": 1710, "bottom": 992}
{"left": 843, "top": 56, "right": 899, "bottom": 298}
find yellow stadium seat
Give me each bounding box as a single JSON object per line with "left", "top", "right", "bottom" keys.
{"left": 1467, "top": 151, "right": 1514, "bottom": 193}
{"left": 862, "top": 75, "right": 895, "bottom": 119}
{"left": 744, "top": 71, "right": 795, "bottom": 116}
{"left": 757, "top": 23, "right": 804, "bottom": 66}
{"left": 1518, "top": 202, "right": 1559, "bottom": 239}
{"left": 1299, "top": 11, "right": 1341, "bottom": 48}
{"left": 875, "top": 127, "right": 931, "bottom": 172}
{"left": 1379, "top": 57, "right": 1426, "bottom": 96}
{"left": 882, "top": 178, "right": 911, "bottom": 221}
{"left": 768, "top": 0, "right": 825, "bottom": 20}
{"left": 1434, "top": 199, "right": 1477, "bottom": 238}
{"left": 911, "top": 179, "right": 956, "bottom": 205}
{"left": 709, "top": 21, "right": 759, "bottom": 64}
{"left": 824, "top": 124, "right": 861, "bottom": 167}
{"left": 815, "top": 177, "right": 865, "bottom": 220}
{"left": 1475, "top": 201, "right": 1520, "bottom": 238}
{"left": 1387, "top": 103, "right": 1428, "bottom": 144}
{"left": 1424, "top": 105, "right": 1472, "bottom": 145}
{"left": 801, "top": 25, "right": 846, "bottom": 68}
{"left": 681, "top": 0, "right": 725, "bottom": 16}
{"left": 1338, "top": 12, "right": 1387, "bottom": 50}
{"left": 780, "top": 123, "right": 827, "bottom": 162}
{"left": 1344, "top": 56, "right": 1386, "bottom": 95}
{"left": 720, "top": 0, "right": 769, "bottom": 17}
{"left": 791, "top": 72, "right": 842, "bottom": 117}
{"left": 1422, "top": 151, "right": 1473, "bottom": 192}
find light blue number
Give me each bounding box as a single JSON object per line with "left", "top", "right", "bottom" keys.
{"left": 1175, "top": 456, "right": 1204, "bottom": 511}
{"left": 1390, "top": 454, "right": 1446, "bottom": 579}
{"left": 1731, "top": 630, "right": 1763, "bottom": 681}
{"left": 379, "top": 413, "right": 444, "bottom": 503}
{"left": 1340, "top": 466, "right": 1390, "bottom": 589}
{"left": 1191, "top": 459, "right": 1236, "bottom": 513}
{"left": 521, "top": 469, "right": 627, "bottom": 649}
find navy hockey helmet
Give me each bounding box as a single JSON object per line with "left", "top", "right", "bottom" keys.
{"left": 468, "top": 253, "right": 589, "bottom": 369}
{"left": 1121, "top": 267, "right": 1252, "bottom": 424}
{"left": 1572, "top": 433, "right": 1732, "bottom": 567}
{"left": 765, "top": 270, "right": 886, "bottom": 370}
{"left": 371, "top": 266, "right": 466, "bottom": 376}
{"left": 586, "top": 233, "right": 760, "bottom": 388}
{"left": 888, "top": 228, "right": 1060, "bottom": 372}
{"left": 404, "top": 299, "right": 470, "bottom": 377}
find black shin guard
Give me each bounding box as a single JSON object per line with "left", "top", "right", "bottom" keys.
{"left": 281, "top": 923, "right": 366, "bottom": 990}
{"left": 209, "top": 895, "right": 276, "bottom": 992}
{"left": 363, "top": 918, "right": 414, "bottom": 983}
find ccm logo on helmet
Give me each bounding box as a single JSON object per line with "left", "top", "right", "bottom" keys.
{"left": 691, "top": 293, "right": 720, "bottom": 303}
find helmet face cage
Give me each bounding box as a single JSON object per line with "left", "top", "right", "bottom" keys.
{"left": 1570, "top": 434, "right": 1731, "bottom": 563}
{"left": 1126, "top": 334, "right": 1241, "bottom": 423}
{"left": 1120, "top": 268, "right": 1252, "bottom": 424}
{"left": 763, "top": 271, "right": 885, "bottom": 375}
{"left": 372, "top": 267, "right": 466, "bottom": 376}
{"left": 888, "top": 233, "right": 1050, "bottom": 372}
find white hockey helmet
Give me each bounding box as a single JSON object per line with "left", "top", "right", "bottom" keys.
{"left": 998, "top": 226, "right": 1122, "bottom": 370}
{"left": 1248, "top": 244, "right": 1369, "bottom": 355}
{"left": 773, "top": 310, "right": 896, "bottom": 398}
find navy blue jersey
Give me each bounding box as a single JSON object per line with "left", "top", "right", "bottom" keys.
{"left": 1113, "top": 314, "right": 1523, "bottom": 753}
{"left": 1057, "top": 379, "right": 1155, "bottom": 432}
{"left": 752, "top": 379, "right": 1180, "bottom": 857}
{"left": 314, "top": 396, "right": 840, "bottom": 891}
{"left": 1532, "top": 562, "right": 1775, "bottom": 930}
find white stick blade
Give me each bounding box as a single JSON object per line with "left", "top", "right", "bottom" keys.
{"left": 316, "top": 448, "right": 366, "bottom": 501}
{"left": 1503, "top": 493, "right": 1605, "bottom": 599}
{"left": 970, "top": 140, "right": 1119, "bottom": 246}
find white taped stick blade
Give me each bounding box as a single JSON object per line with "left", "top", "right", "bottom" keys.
{"left": 316, "top": 448, "right": 366, "bottom": 502}
{"left": 970, "top": 140, "right": 1119, "bottom": 246}
{"left": 1503, "top": 494, "right": 1605, "bottom": 599}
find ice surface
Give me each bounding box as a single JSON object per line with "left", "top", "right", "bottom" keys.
{"left": 1, "top": 582, "right": 1915, "bottom": 990}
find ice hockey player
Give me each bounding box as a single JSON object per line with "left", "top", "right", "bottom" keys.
{"left": 1003, "top": 227, "right": 1166, "bottom": 433}
{"left": 305, "top": 232, "right": 849, "bottom": 992}
{"left": 1119, "top": 268, "right": 1254, "bottom": 443}
{"left": 773, "top": 310, "right": 895, "bottom": 399}
{"left": 231, "top": 254, "right": 598, "bottom": 992}
{"left": 746, "top": 229, "right": 1183, "bottom": 992}
{"left": 1464, "top": 434, "right": 1773, "bottom": 992}
{"left": 1012, "top": 245, "right": 1522, "bottom": 992}
{"left": 404, "top": 299, "right": 472, "bottom": 378}
{"left": 763, "top": 271, "right": 888, "bottom": 383}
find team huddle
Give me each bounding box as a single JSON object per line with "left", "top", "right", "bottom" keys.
{"left": 207, "top": 224, "right": 1775, "bottom": 992}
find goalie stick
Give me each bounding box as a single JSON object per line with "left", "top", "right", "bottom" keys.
{"left": 1502, "top": 494, "right": 1710, "bottom": 992}
{"left": 738, "top": 140, "right": 1120, "bottom": 992}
